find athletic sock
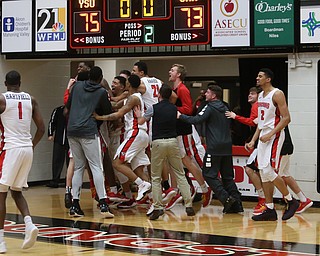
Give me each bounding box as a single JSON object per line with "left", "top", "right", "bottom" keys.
{"left": 297, "top": 192, "right": 307, "bottom": 202}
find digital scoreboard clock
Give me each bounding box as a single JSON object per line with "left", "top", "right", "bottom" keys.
{"left": 69, "top": 0, "right": 210, "bottom": 48}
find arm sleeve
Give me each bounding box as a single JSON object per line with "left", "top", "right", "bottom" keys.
{"left": 177, "top": 86, "right": 193, "bottom": 115}
{"left": 65, "top": 89, "right": 73, "bottom": 110}
{"left": 63, "top": 89, "right": 70, "bottom": 105}
{"left": 234, "top": 103, "right": 258, "bottom": 127}
{"left": 143, "top": 106, "right": 153, "bottom": 122}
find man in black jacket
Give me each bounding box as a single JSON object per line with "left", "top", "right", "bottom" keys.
{"left": 47, "top": 105, "right": 69, "bottom": 188}
{"left": 65, "top": 66, "right": 113, "bottom": 218}
{"left": 178, "top": 84, "right": 242, "bottom": 213}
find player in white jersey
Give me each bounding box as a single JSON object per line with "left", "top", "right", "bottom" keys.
{"left": 94, "top": 74, "right": 151, "bottom": 202}
{"left": 246, "top": 68, "right": 299, "bottom": 221}
{"left": 132, "top": 61, "right": 163, "bottom": 143}
{"left": 140, "top": 76, "right": 163, "bottom": 109}
{"left": 0, "top": 71, "right": 45, "bottom": 253}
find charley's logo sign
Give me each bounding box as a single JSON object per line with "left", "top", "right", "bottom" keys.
{"left": 255, "top": 1, "right": 293, "bottom": 13}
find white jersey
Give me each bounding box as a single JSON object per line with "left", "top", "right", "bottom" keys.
{"left": 124, "top": 92, "right": 147, "bottom": 132}
{"left": 140, "top": 77, "right": 162, "bottom": 109}
{"left": 257, "top": 88, "right": 281, "bottom": 131}
{"left": 0, "top": 91, "right": 33, "bottom": 150}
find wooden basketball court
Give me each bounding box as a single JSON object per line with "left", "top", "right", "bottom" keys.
{"left": 2, "top": 186, "right": 319, "bottom": 255}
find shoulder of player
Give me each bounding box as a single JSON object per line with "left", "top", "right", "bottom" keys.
{"left": 273, "top": 88, "right": 285, "bottom": 99}
{"left": 127, "top": 94, "right": 141, "bottom": 104}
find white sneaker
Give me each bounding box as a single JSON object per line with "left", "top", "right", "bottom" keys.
{"left": 22, "top": 224, "right": 38, "bottom": 249}
{"left": 146, "top": 203, "right": 155, "bottom": 216}
{"left": 0, "top": 241, "right": 6, "bottom": 254}
{"left": 162, "top": 188, "right": 177, "bottom": 205}
{"left": 136, "top": 181, "right": 151, "bottom": 201}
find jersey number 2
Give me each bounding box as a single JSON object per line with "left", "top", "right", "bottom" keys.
{"left": 260, "top": 109, "right": 265, "bottom": 121}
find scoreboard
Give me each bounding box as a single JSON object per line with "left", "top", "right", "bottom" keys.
{"left": 69, "top": 0, "right": 210, "bottom": 48}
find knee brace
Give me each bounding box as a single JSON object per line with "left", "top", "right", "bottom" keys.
{"left": 260, "top": 165, "right": 277, "bottom": 182}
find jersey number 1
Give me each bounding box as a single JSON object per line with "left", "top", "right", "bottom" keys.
{"left": 18, "top": 102, "right": 22, "bottom": 119}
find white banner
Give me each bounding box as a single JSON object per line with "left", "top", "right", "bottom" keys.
{"left": 301, "top": 5, "right": 320, "bottom": 44}
{"left": 211, "top": 0, "right": 250, "bottom": 47}
{"left": 1, "top": 0, "right": 32, "bottom": 53}
{"left": 35, "top": 0, "right": 67, "bottom": 52}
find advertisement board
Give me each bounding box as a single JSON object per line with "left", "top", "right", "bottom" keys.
{"left": 35, "top": 0, "right": 67, "bottom": 52}
{"left": 301, "top": 5, "right": 320, "bottom": 44}
{"left": 211, "top": 0, "right": 250, "bottom": 47}
{"left": 1, "top": 0, "right": 32, "bottom": 53}
{"left": 254, "top": 0, "right": 294, "bottom": 46}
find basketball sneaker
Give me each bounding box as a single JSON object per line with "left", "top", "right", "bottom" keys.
{"left": 282, "top": 198, "right": 299, "bottom": 220}
{"left": 149, "top": 209, "right": 164, "bottom": 220}
{"left": 136, "top": 195, "right": 151, "bottom": 205}
{"left": 0, "top": 241, "right": 6, "bottom": 253}
{"left": 162, "top": 188, "right": 177, "bottom": 204}
{"left": 186, "top": 207, "right": 196, "bottom": 216}
{"left": 99, "top": 200, "right": 114, "bottom": 218}
{"left": 165, "top": 193, "right": 182, "bottom": 210}
{"left": 64, "top": 192, "right": 72, "bottom": 209}
{"left": 253, "top": 197, "right": 266, "bottom": 211}
{"left": 253, "top": 203, "right": 267, "bottom": 215}
{"left": 22, "top": 224, "right": 39, "bottom": 249}
{"left": 190, "top": 186, "right": 197, "bottom": 201}
{"left": 146, "top": 203, "right": 155, "bottom": 216}
{"left": 296, "top": 198, "right": 313, "bottom": 214}
{"left": 69, "top": 204, "right": 84, "bottom": 217}
{"left": 202, "top": 188, "right": 212, "bottom": 208}
{"left": 252, "top": 207, "right": 277, "bottom": 221}
{"left": 107, "top": 192, "right": 130, "bottom": 203}
{"left": 117, "top": 198, "right": 137, "bottom": 209}
{"left": 136, "top": 181, "right": 151, "bottom": 201}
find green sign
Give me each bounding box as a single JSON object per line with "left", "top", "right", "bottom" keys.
{"left": 254, "top": 0, "right": 294, "bottom": 46}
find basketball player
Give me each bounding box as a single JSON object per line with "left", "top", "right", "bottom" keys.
{"left": 168, "top": 64, "right": 212, "bottom": 209}
{"left": 246, "top": 68, "right": 299, "bottom": 221}
{"left": 0, "top": 70, "right": 45, "bottom": 253}
{"left": 226, "top": 87, "right": 266, "bottom": 214}
{"left": 93, "top": 74, "right": 152, "bottom": 202}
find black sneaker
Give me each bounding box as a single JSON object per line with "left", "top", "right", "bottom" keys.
{"left": 225, "top": 200, "right": 244, "bottom": 214}
{"left": 69, "top": 205, "right": 84, "bottom": 217}
{"left": 282, "top": 198, "right": 299, "bottom": 221}
{"left": 252, "top": 207, "right": 277, "bottom": 221}
{"left": 46, "top": 181, "right": 59, "bottom": 188}
{"left": 223, "top": 196, "right": 236, "bottom": 213}
{"left": 64, "top": 192, "right": 72, "bottom": 209}
{"left": 149, "top": 209, "right": 164, "bottom": 220}
{"left": 186, "top": 207, "right": 195, "bottom": 216}
{"left": 99, "top": 199, "right": 114, "bottom": 218}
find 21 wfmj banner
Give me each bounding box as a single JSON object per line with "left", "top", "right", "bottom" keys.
{"left": 36, "top": 0, "right": 67, "bottom": 52}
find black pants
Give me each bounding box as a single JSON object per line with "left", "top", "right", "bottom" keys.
{"left": 51, "top": 142, "right": 69, "bottom": 183}
{"left": 202, "top": 153, "right": 241, "bottom": 205}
